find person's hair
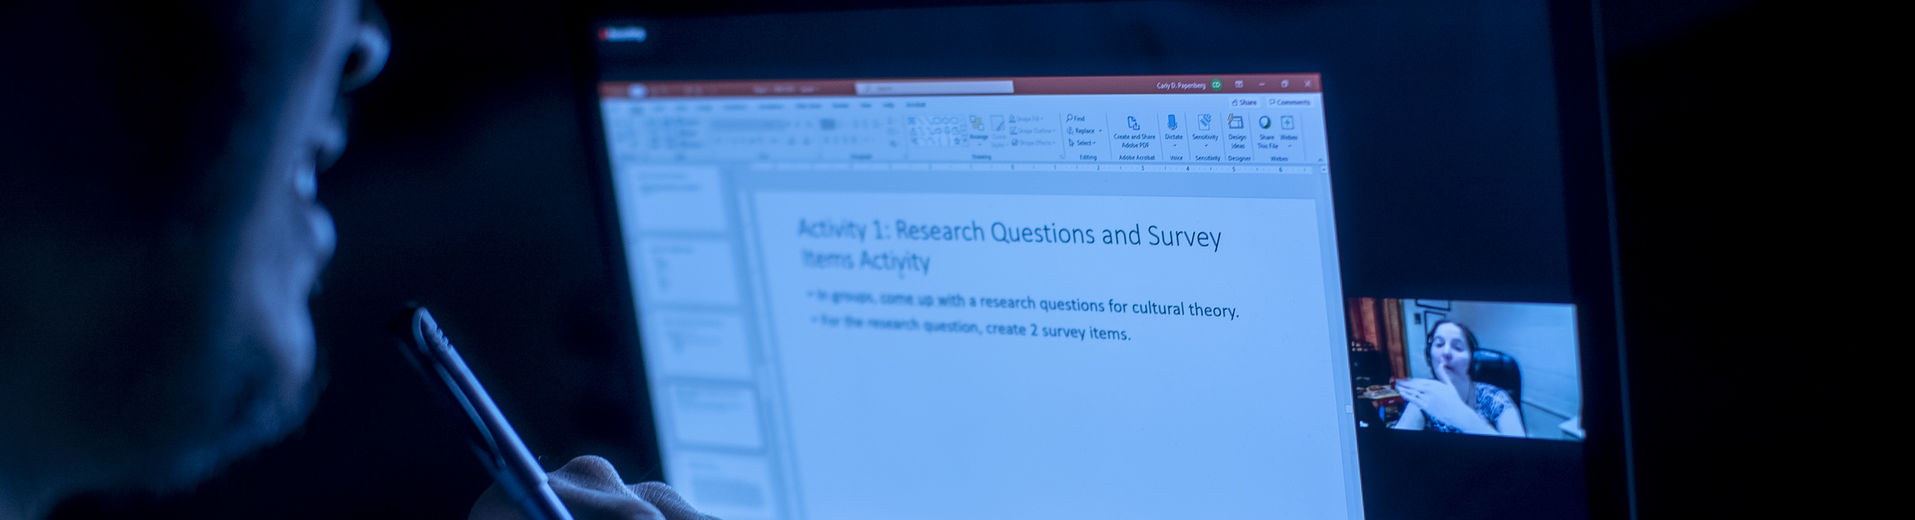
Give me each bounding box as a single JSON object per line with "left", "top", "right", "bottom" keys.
{"left": 1423, "top": 319, "right": 1480, "bottom": 377}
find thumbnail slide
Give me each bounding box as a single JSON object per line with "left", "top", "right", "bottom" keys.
{"left": 747, "top": 192, "right": 1354, "bottom": 519}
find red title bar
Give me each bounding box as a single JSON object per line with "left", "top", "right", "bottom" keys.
{"left": 599, "top": 74, "right": 1321, "bottom": 99}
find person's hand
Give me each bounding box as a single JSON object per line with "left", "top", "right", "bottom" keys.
{"left": 1394, "top": 378, "right": 1481, "bottom": 430}
{"left": 470, "top": 455, "right": 716, "bottom": 520}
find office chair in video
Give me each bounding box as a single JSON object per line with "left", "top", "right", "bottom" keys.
{"left": 1470, "top": 348, "right": 1524, "bottom": 421}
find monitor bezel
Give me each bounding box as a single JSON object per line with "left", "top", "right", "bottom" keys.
{"left": 567, "top": 1, "right": 1631, "bottom": 517}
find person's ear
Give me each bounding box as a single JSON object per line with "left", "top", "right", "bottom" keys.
{"left": 341, "top": 15, "right": 388, "bottom": 92}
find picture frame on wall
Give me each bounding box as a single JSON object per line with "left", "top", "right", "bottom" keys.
{"left": 1414, "top": 299, "right": 1452, "bottom": 311}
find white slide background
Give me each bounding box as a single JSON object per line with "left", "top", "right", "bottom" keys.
{"left": 750, "top": 192, "right": 1353, "bottom": 520}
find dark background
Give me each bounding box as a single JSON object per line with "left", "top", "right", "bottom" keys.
{"left": 50, "top": 0, "right": 1826, "bottom": 518}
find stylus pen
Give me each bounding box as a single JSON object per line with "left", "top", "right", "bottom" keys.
{"left": 396, "top": 306, "right": 574, "bottom": 520}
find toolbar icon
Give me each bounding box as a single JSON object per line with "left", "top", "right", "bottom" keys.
{"left": 1198, "top": 113, "right": 1213, "bottom": 131}
{"left": 1167, "top": 114, "right": 1179, "bottom": 131}
{"left": 1281, "top": 115, "right": 1295, "bottom": 130}
{"left": 1258, "top": 115, "right": 1272, "bottom": 129}
{"left": 1126, "top": 116, "right": 1141, "bottom": 131}
{"left": 1227, "top": 114, "right": 1245, "bottom": 129}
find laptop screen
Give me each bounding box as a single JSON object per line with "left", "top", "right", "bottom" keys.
{"left": 596, "top": 74, "right": 1361, "bottom": 519}
{"left": 590, "top": 1, "right": 1617, "bottom": 518}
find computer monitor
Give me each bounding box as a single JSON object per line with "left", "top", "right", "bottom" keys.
{"left": 584, "top": 1, "right": 1625, "bottom": 519}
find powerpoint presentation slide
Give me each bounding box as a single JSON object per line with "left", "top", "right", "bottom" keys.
{"left": 1344, "top": 298, "right": 1584, "bottom": 441}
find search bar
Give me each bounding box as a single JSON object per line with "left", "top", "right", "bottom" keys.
{"left": 855, "top": 80, "right": 1015, "bottom": 96}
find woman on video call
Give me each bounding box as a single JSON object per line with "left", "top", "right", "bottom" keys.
{"left": 1391, "top": 320, "right": 1526, "bottom": 437}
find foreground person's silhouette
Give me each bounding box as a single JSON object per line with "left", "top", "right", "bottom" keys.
{"left": 0, "top": 2, "right": 709, "bottom": 519}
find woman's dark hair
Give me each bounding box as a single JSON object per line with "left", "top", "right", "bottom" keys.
{"left": 1423, "top": 320, "right": 1480, "bottom": 376}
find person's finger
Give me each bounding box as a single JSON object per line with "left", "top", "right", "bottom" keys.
{"left": 470, "top": 456, "right": 669, "bottom": 520}
{"left": 551, "top": 455, "right": 638, "bottom": 496}
{"left": 631, "top": 481, "right": 718, "bottom": 520}
{"left": 547, "top": 456, "right": 664, "bottom": 520}
{"left": 468, "top": 482, "right": 520, "bottom": 520}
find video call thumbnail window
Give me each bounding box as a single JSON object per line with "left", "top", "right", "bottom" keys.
{"left": 1344, "top": 298, "right": 1584, "bottom": 441}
